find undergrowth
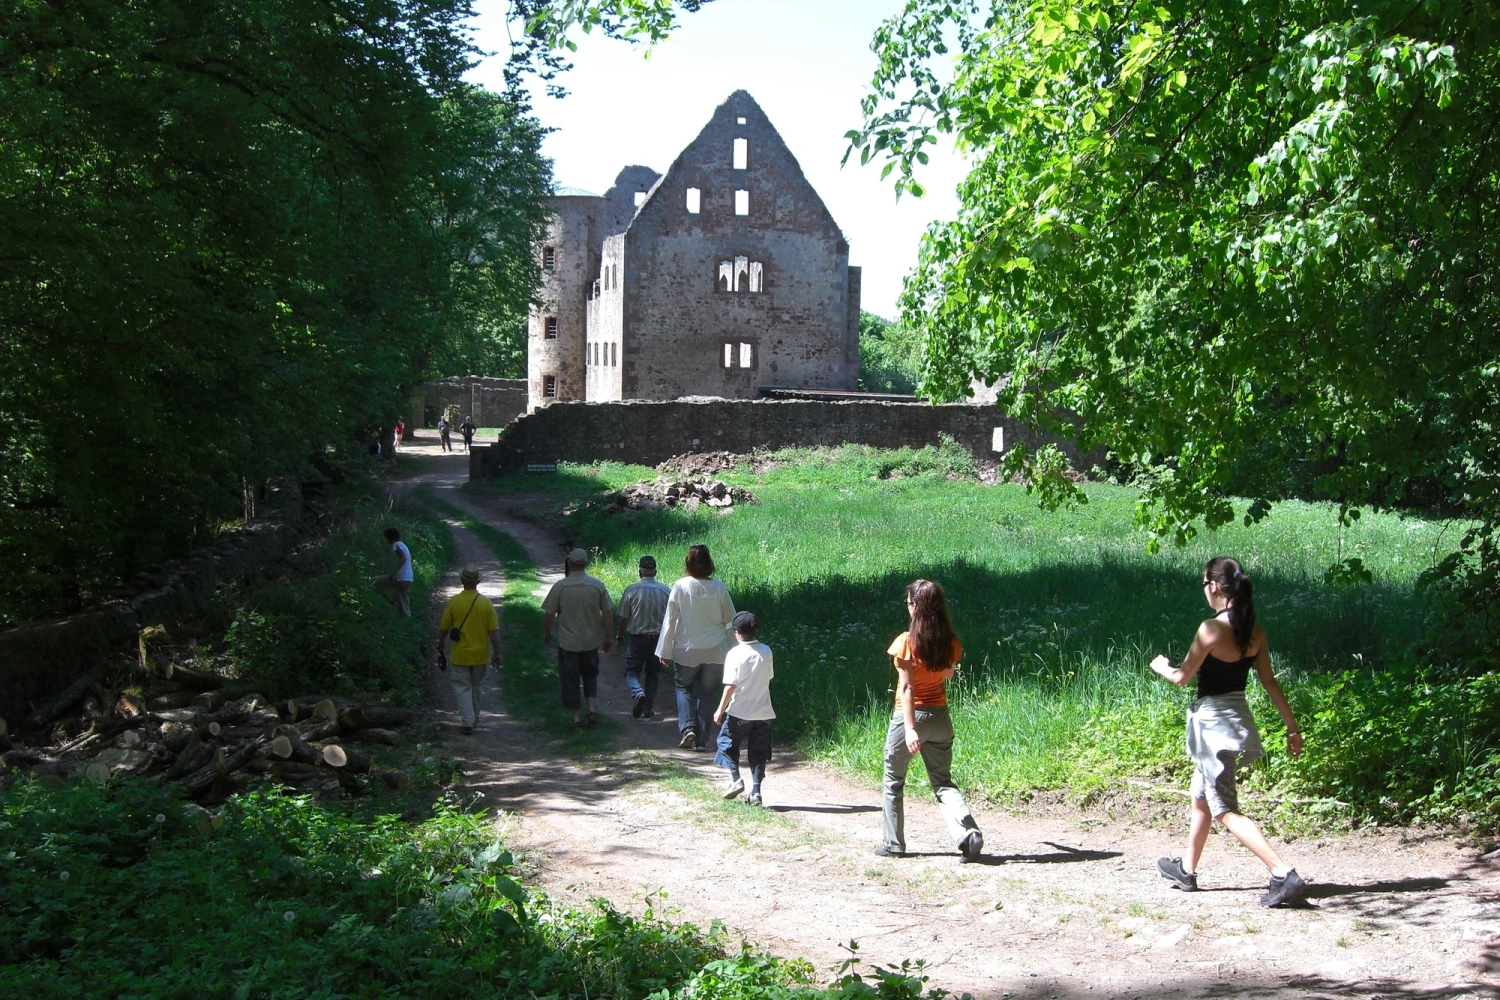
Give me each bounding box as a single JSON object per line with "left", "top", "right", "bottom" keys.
{"left": 210, "top": 481, "right": 450, "bottom": 704}
{"left": 0, "top": 778, "right": 967, "bottom": 998}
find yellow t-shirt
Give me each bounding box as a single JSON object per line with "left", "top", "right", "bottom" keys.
{"left": 440, "top": 591, "right": 500, "bottom": 666}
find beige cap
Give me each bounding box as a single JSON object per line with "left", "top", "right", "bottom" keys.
{"left": 459, "top": 568, "right": 480, "bottom": 584}
{"left": 566, "top": 547, "right": 589, "bottom": 566}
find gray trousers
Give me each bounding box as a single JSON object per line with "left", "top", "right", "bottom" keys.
{"left": 882, "top": 708, "right": 980, "bottom": 853}
{"left": 449, "top": 664, "right": 485, "bottom": 726}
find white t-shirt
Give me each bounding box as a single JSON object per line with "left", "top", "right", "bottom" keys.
{"left": 392, "top": 541, "right": 413, "bottom": 583}
{"left": 654, "top": 576, "right": 736, "bottom": 666}
{"left": 723, "top": 640, "right": 774, "bottom": 721}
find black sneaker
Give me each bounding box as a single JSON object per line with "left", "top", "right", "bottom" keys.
{"left": 1260, "top": 869, "right": 1307, "bottom": 908}
{"left": 960, "top": 830, "right": 984, "bottom": 863}
{"left": 631, "top": 693, "right": 646, "bottom": 718}
{"left": 641, "top": 710, "right": 656, "bottom": 719}
{"left": 586, "top": 711, "right": 598, "bottom": 726}
{"left": 461, "top": 725, "right": 473, "bottom": 735}
{"left": 678, "top": 729, "right": 697, "bottom": 749}
{"left": 873, "top": 844, "right": 905, "bottom": 858}
{"left": 1156, "top": 856, "right": 1198, "bottom": 891}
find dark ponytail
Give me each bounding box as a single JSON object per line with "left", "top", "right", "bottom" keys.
{"left": 906, "top": 579, "right": 957, "bottom": 671}
{"left": 1205, "top": 556, "right": 1256, "bottom": 653}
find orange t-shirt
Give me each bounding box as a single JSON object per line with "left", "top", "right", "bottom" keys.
{"left": 887, "top": 631, "right": 962, "bottom": 708}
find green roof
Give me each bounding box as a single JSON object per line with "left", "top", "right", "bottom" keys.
{"left": 553, "top": 186, "right": 602, "bottom": 198}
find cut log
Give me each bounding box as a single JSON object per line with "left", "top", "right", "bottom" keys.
{"left": 137, "top": 624, "right": 168, "bottom": 671}
{"left": 296, "top": 717, "right": 340, "bottom": 742}
{"left": 0, "top": 717, "right": 7, "bottom": 737}
{"left": 376, "top": 769, "right": 410, "bottom": 792}
{"left": 344, "top": 705, "right": 414, "bottom": 729}
{"left": 270, "top": 735, "right": 293, "bottom": 759}
{"left": 321, "top": 744, "right": 348, "bottom": 768}
{"left": 191, "top": 690, "right": 231, "bottom": 713}
{"left": 149, "top": 690, "right": 197, "bottom": 711}
{"left": 166, "top": 663, "right": 224, "bottom": 691}
{"left": 280, "top": 699, "right": 299, "bottom": 722}
{"left": 27, "top": 664, "right": 107, "bottom": 727}
{"left": 115, "top": 694, "right": 145, "bottom": 718}
{"left": 349, "top": 728, "right": 398, "bottom": 746}
{"left": 207, "top": 721, "right": 222, "bottom": 737}
{"left": 311, "top": 699, "right": 339, "bottom": 723}
{"left": 166, "top": 737, "right": 212, "bottom": 780}
{"left": 180, "top": 736, "right": 270, "bottom": 798}
{"left": 153, "top": 709, "right": 200, "bottom": 725}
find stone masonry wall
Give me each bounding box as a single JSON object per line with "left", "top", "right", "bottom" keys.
{"left": 0, "top": 482, "right": 305, "bottom": 725}
{"left": 410, "top": 376, "right": 527, "bottom": 430}
{"left": 474, "top": 399, "right": 1093, "bottom": 476}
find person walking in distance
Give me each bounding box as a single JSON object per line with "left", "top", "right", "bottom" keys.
{"left": 437, "top": 413, "right": 452, "bottom": 452}
{"left": 615, "top": 555, "right": 670, "bottom": 719}
{"left": 656, "top": 544, "right": 736, "bottom": 750}
{"left": 373, "top": 527, "right": 413, "bottom": 616}
{"left": 459, "top": 415, "right": 477, "bottom": 452}
{"left": 712, "top": 611, "right": 774, "bottom": 806}
{"left": 1150, "top": 557, "right": 1308, "bottom": 908}
{"left": 435, "top": 567, "right": 501, "bottom": 735}
{"left": 878, "top": 579, "right": 984, "bottom": 863}
{"left": 542, "top": 548, "right": 614, "bottom": 729}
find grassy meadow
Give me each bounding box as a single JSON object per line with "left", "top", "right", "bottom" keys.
{"left": 470, "top": 444, "right": 1497, "bottom": 832}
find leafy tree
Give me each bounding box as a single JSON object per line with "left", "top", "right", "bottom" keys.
{"left": 858, "top": 311, "right": 923, "bottom": 394}
{"left": 0, "top": 0, "right": 552, "bottom": 622}
{"left": 843, "top": 1, "right": 1498, "bottom": 665}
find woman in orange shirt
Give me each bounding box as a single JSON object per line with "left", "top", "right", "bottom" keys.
{"left": 878, "top": 579, "right": 984, "bottom": 862}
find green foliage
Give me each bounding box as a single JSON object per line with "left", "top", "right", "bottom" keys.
{"left": 857, "top": 312, "right": 924, "bottom": 394}
{"left": 845, "top": 1, "right": 1500, "bottom": 664}
{"left": 0, "top": 0, "right": 553, "bottom": 624}
{"left": 0, "top": 779, "right": 740, "bottom": 997}
{"left": 218, "top": 490, "right": 450, "bottom": 703}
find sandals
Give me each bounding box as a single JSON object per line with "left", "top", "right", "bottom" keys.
{"left": 586, "top": 711, "right": 599, "bottom": 726}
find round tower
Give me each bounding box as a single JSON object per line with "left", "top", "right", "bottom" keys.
{"left": 529, "top": 190, "right": 602, "bottom": 411}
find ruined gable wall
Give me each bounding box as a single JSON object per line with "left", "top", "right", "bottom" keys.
{"left": 621, "top": 92, "right": 857, "bottom": 400}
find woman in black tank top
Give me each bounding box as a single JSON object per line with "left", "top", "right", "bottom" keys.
{"left": 1146, "top": 557, "right": 1308, "bottom": 908}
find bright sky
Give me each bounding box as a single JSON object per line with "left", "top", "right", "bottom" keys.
{"left": 464, "top": 0, "right": 967, "bottom": 318}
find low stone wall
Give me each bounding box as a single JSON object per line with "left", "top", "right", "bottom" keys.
{"left": 407, "top": 376, "right": 527, "bottom": 434}
{"left": 474, "top": 398, "right": 1093, "bottom": 476}
{"left": 0, "top": 481, "right": 305, "bottom": 725}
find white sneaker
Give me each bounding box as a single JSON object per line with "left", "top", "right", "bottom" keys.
{"left": 747, "top": 792, "right": 763, "bottom": 807}
{"left": 723, "top": 778, "right": 745, "bottom": 800}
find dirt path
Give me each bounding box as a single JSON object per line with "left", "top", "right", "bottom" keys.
{"left": 398, "top": 436, "right": 1500, "bottom": 1000}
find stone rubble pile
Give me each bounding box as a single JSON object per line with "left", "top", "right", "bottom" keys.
{"left": 606, "top": 477, "right": 758, "bottom": 514}
{"left": 656, "top": 451, "right": 742, "bottom": 478}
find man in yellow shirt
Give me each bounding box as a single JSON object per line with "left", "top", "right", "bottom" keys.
{"left": 436, "top": 567, "right": 501, "bottom": 734}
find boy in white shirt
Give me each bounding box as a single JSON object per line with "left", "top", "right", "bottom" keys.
{"left": 712, "top": 611, "right": 774, "bottom": 806}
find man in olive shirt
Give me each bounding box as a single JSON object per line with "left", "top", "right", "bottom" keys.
{"left": 615, "top": 555, "right": 671, "bottom": 719}
{"left": 436, "top": 567, "right": 501, "bottom": 734}
{"left": 542, "top": 548, "right": 613, "bottom": 729}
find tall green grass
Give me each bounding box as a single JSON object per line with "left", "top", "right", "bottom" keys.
{"left": 498, "top": 445, "right": 1494, "bottom": 828}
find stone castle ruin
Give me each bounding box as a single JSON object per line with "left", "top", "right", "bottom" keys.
{"left": 527, "top": 90, "right": 861, "bottom": 411}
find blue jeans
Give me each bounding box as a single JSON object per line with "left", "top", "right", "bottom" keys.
{"left": 672, "top": 661, "right": 723, "bottom": 743}
{"left": 624, "top": 634, "right": 662, "bottom": 713}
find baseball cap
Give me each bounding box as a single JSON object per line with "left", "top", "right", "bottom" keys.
{"left": 567, "top": 547, "right": 590, "bottom": 566}
{"left": 730, "top": 611, "right": 759, "bottom": 633}
{"left": 638, "top": 555, "right": 657, "bottom": 570}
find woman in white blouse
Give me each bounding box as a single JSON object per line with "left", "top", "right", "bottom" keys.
{"left": 655, "top": 544, "right": 736, "bottom": 749}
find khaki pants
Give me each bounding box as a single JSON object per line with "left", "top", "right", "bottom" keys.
{"left": 882, "top": 707, "right": 980, "bottom": 853}
{"left": 374, "top": 577, "right": 411, "bottom": 616}
{"left": 449, "top": 664, "right": 485, "bottom": 726}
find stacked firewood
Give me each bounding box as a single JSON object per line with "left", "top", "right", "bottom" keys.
{"left": 0, "top": 669, "right": 415, "bottom": 804}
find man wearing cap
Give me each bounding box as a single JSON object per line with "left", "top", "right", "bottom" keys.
{"left": 615, "top": 555, "right": 671, "bottom": 719}
{"left": 436, "top": 567, "right": 501, "bottom": 734}
{"left": 542, "top": 548, "right": 614, "bottom": 728}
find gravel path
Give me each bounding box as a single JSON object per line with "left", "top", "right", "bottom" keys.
{"left": 399, "top": 438, "right": 1500, "bottom": 999}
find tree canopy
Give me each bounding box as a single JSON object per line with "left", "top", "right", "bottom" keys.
{"left": 0, "top": 0, "right": 552, "bottom": 622}
{"left": 844, "top": 1, "right": 1498, "bottom": 662}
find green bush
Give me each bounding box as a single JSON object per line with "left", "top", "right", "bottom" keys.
{"left": 0, "top": 778, "right": 964, "bottom": 999}
{"left": 218, "top": 493, "right": 449, "bottom": 703}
